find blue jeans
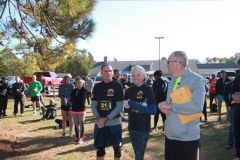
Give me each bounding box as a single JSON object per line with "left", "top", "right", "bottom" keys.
{"left": 129, "top": 130, "right": 150, "bottom": 160}
{"left": 228, "top": 106, "right": 236, "bottom": 145}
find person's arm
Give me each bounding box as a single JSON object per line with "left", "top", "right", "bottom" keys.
{"left": 107, "top": 101, "right": 123, "bottom": 120}
{"left": 90, "top": 80, "right": 94, "bottom": 90}
{"left": 90, "top": 100, "right": 99, "bottom": 118}
{"left": 128, "top": 101, "right": 156, "bottom": 115}
{"left": 21, "top": 83, "right": 26, "bottom": 94}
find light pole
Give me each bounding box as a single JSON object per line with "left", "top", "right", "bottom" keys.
{"left": 155, "top": 37, "right": 164, "bottom": 70}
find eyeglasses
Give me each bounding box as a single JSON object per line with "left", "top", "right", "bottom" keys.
{"left": 167, "top": 61, "right": 182, "bottom": 64}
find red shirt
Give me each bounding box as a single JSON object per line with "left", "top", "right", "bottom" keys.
{"left": 208, "top": 78, "right": 216, "bottom": 94}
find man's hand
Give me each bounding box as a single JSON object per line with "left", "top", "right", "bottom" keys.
{"left": 97, "top": 116, "right": 109, "bottom": 128}
{"left": 158, "top": 101, "right": 171, "bottom": 116}
{"left": 123, "top": 100, "right": 130, "bottom": 109}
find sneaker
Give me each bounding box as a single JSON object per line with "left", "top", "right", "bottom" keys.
{"left": 233, "top": 157, "right": 240, "bottom": 160}
{"left": 32, "top": 111, "right": 36, "bottom": 115}
{"left": 218, "top": 118, "right": 221, "bottom": 122}
{"left": 40, "top": 118, "right": 47, "bottom": 121}
{"left": 74, "top": 138, "right": 80, "bottom": 143}
{"left": 40, "top": 111, "right": 43, "bottom": 115}
{"left": 12, "top": 114, "right": 17, "bottom": 117}
{"left": 60, "top": 132, "right": 66, "bottom": 138}
{"left": 78, "top": 138, "right": 83, "bottom": 144}
{"left": 151, "top": 127, "right": 158, "bottom": 131}
{"left": 21, "top": 113, "right": 24, "bottom": 116}
{"left": 69, "top": 132, "right": 73, "bottom": 138}
{"left": 225, "top": 144, "right": 233, "bottom": 150}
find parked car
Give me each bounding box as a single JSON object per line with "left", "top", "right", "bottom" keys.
{"left": 23, "top": 71, "right": 63, "bottom": 86}
{"left": 93, "top": 74, "right": 103, "bottom": 86}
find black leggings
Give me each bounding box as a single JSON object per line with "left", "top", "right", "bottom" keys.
{"left": 154, "top": 106, "right": 166, "bottom": 130}
{"left": 209, "top": 93, "right": 216, "bottom": 110}
{"left": 0, "top": 97, "right": 8, "bottom": 115}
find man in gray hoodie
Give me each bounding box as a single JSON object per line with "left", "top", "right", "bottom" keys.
{"left": 159, "top": 51, "right": 205, "bottom": 160}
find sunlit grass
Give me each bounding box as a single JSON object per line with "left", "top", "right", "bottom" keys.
{"left": 0, "top": 98, "right": 236, "bottom": 160}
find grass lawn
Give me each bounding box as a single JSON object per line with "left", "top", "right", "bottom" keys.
{"left": 0, "top": 97, "right": 235, "bottom": 160}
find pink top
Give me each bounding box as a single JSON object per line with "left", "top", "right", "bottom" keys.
{"left": 71, "top": 111, "right": 86, "bottom": 115}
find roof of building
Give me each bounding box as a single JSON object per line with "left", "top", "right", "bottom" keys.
{"left": 88, "top": 57, "right": 238, "bottom": 77}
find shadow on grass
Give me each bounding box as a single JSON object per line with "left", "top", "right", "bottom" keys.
{"left": 1, "top": 135, "right": 78, "bottom": 159}
{"left": 56, "top": 132, "right": 133, "bottom": 156}
{"left": 18, "top": 119, "right": 42, "bottom": 124}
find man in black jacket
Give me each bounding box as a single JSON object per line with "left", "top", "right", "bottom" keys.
{"left": 12, "top": 76, "right": 26, "bottom": 116}
{"left": 0, "top": 77, "right": 10, "bottom": 118}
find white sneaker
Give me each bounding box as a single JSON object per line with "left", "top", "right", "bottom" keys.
{"left": 78, "top": 138, "right": 83, "bottom": 144}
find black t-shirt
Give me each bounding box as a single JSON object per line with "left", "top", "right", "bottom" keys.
{"left": 92, "top": 81, "right": 124, "bottom": 118}
{"left": 128, "top": 83, "right": 156, "bottom": 132}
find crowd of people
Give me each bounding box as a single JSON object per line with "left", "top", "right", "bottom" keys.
{"left": 1, "top": 50, "right": 240, "bottom": 160}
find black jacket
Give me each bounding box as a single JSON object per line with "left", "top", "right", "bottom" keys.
{"left": 216, "top": 77, "right": 231, "bottom": 96}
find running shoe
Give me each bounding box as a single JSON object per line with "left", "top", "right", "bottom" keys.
{"left": 78, "top": 138, "right": 83, "bottom": 144}
{"left": 74, "top": 138, "right": 80, "bottom": 143}
{"left": 69, "top": 132, "right": 73, "bottom": 138}
{"left": 60, "top": 132, "right": 66, "bottom": 138}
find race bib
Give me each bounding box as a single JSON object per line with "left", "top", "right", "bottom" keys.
{"left": 99, "top": 100, "right": 111, "bottom": 110}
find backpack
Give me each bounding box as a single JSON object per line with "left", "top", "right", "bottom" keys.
{"left": 211, "top": 103, "right": 218, "bottom": 112}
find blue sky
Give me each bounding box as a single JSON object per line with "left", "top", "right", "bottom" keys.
{"left": 77, "top": 0, "right": 240, "bottom": 62}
